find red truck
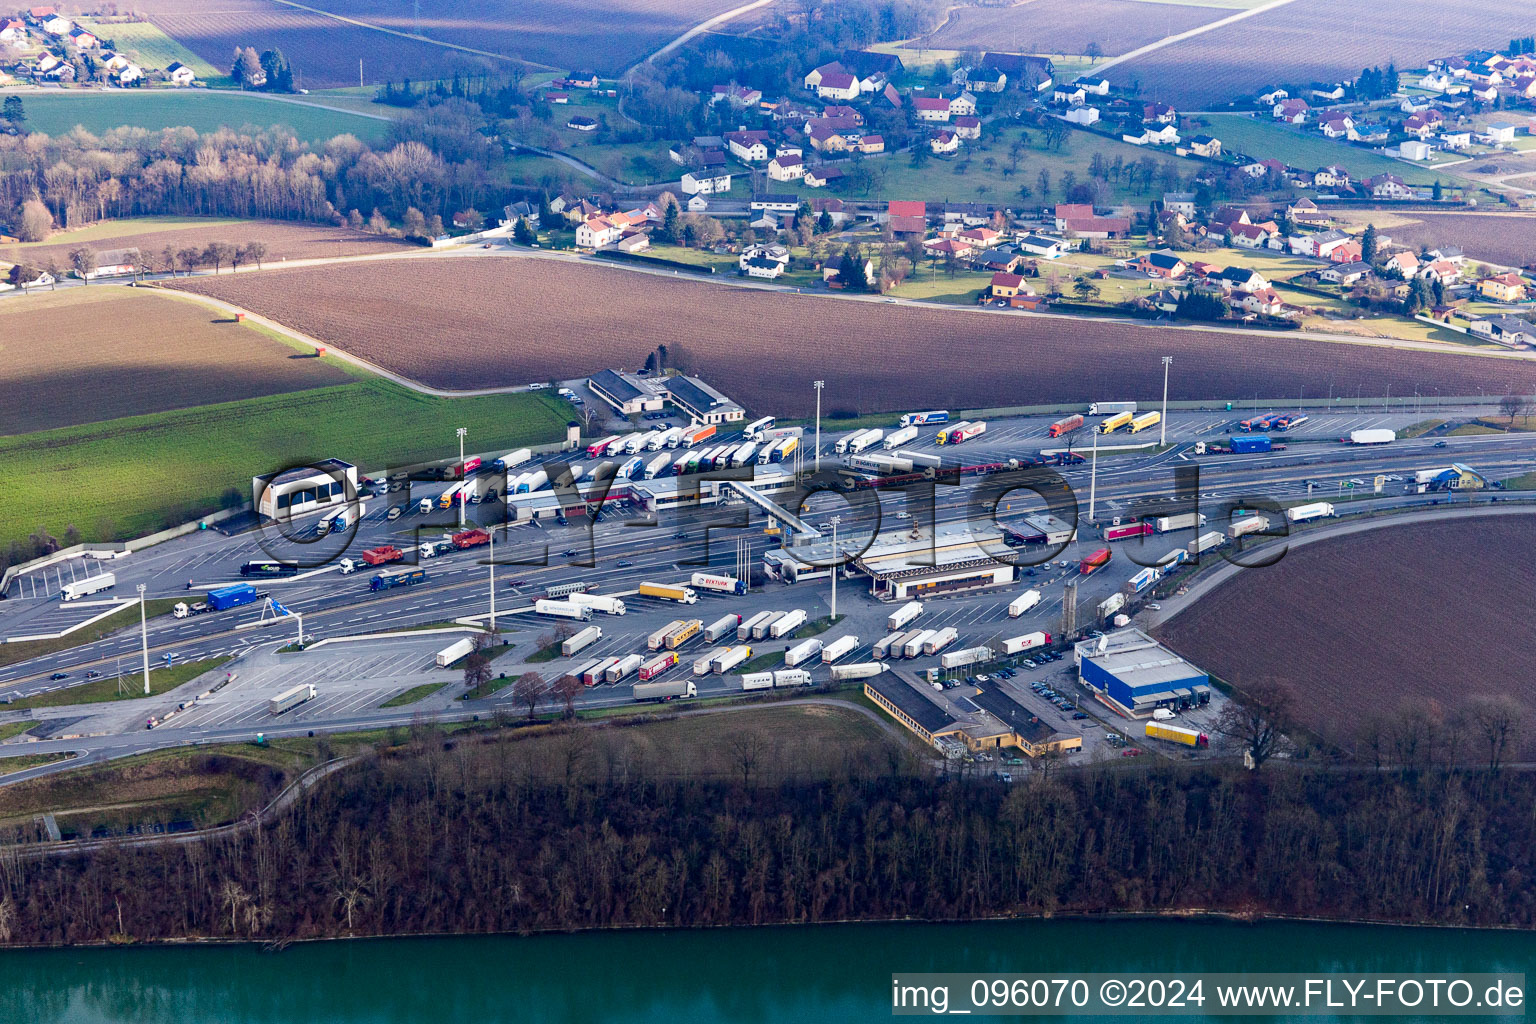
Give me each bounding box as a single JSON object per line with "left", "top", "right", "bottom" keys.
{"left": 445, "top": 456, "right": 482, "bottom": 480}
{"left": 361, "top": 545, "right": 404, "bottom": 565}
{"left": 451, "top": 528, "right": 491, "bottom": 550}
{"left": 1048, "top": 414, "right": 1084, "bottom": 438}
{"left": 1104, "top": 522, "right": 1153, "bottom": 542}
{"left": 1079, "top": 547, "right": 1112, "bottom": 575}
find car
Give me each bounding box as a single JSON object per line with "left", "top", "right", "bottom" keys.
{"left": 994, "top": 771, "right": 1013, "bottom": 783}
{"left": 894, "top": 510, "right": 911, "bottom": 520}
{"left": 555, "top": 515, "right": 569, "bottom": 526}
{"left": 562, "top": 549, "right": 577, "bottom": 557}
{"left": 85, "top": 670, "right": 102, "bottom": 679}
{"left": 50, "top": 672, "right": 68, "bottom": 680}
{"left": 975, "top": 674, "right": 990, "bottom": 683}
{"left": 528, "top": 382, "right": 551, "bottom": 390}
{"left": 507, "top": 579, "right": 530, "bottom": 587}
{"left": 387, "top": 506, "right": 404, "bottom": 521}
{"left": 1002, "top": 756, "right": 1024, "bottom": 766}
{"left": 1073, "top": 712, "right": 1088, "bottom": 720}
{"left": 1024, "top": 568, "right": 1037, "bottom": 577}
{"left": 1347, "top": 478, "right": 1365, "bottom": 486}
{"left": 1147, "top": 602, "right": 1161, "bottom": 611}
{"left": 1121, "top": 748, "right": 1143, "bottom": 757}
{"left": 593, "top": 512, "right": 604, "bottom": 523}
{"left": 673, "top": 531, "right": 688, "bottom": 539}
{"left": 1434, "top": 440, "right": 1447, "bottom": 448}
{"left": 616, "top": 559, "right": 633, "bottom": 567}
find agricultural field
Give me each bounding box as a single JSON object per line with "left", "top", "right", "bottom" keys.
{"left": 1109, "top": 0, "right": 1535, "bottom": 107}
{"left": 9, "top": 91, "right": 391, "bottom": 144}
{"left": 170, "top": 255, "right": 1536, "bottom": 417}
{"left": 1197, "top": 115, "right": 1437, "bottom": 183}
{"left": 73, "top": 18, "right": 225, "bottom": 81}
{"left": 926, "top": 0, "right": 1229, "bottom": 57}
{"left": 0, "top": 218, "right": 415, "bottom": 272}
{"left": 0, "top": 288, "right": 350, "bottom": 434}
{"left": 0, "top": 379, "right": 571, "bottom": 547}
{"left": 1329, "top": 210, "right": 1536, "bottom": 270}
{"left": 1155, "top": 514, "right": 1536, "bottom": 757}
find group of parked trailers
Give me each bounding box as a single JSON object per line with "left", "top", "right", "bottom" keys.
{"left": 1238, "top": 413, "right": 1309, "bottom": 432}
{"left": 873, "top": 627, "right": 959, "bottom": 661}
{"left": 736, "top": 609, "right": 808, "bottom": 641}
{"left": 936, "top": 420, "right": 987, "bottom": 445}
{"left": 834, "top": 428, "right": 885, "bottom": 454}
{"left": 1099, "top": 411, "right": 1161, "bottom": 435}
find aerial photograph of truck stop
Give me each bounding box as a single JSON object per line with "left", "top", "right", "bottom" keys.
{"left": 2, "top": 0, "right": 1536, "bottom": 1019}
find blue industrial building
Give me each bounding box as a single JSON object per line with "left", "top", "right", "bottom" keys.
{"left": 1075, "top": 628, "right": 1211, "bottom": 717}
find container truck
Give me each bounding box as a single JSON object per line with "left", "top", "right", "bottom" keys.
{"left": 606, "top": 653, "right": 644, "bottom": 683}
{"left": 648, "top": 620, "right": 685, "bottom": 650}
{"left": 902, "top": 630, "right": 935, "bottom": 659}
{"left": 672, "top": 450, "right": 697, "bottom": 474}
{"left": 899, "top": 410, "right": 949, "bottom": 427}
{"left": 941, "top": 646, "right": 992, "bottom": 670}
{"left": 1089, "top": 401, "right": 1136, "bottom": 416}
{"left": 1188, "top": 531, "right": 1227, "bottom": 557}
{"left": 535, "top": 599, "right": 593, "bottom": 621}
{"left": 1228, "top": 435, "right": 1273, "bottom": 454}
{"left": 830, "top": 662, "right": 888, "bottom": 682}
{"left": 849, "top": 454, "right": 912, "bottom": 475}
{"left": 1098, "top": 411, "right": 1134, "bottom": 434}
{"left": 571, "top": 660, "right": 603, "bottom": 686}
{"left": 633, "top": 678, "right": 694, "bottom": 701}
{"left": 1048, "top": 414, "right": 1085, "bottom": 437}
{"left": 369, "top": 568, "right": 426, "bottom": 592}
{"left": 821, "top": 635, "right": 860, "bottom": 663}
{"left": 691, "top": 572, "right": 746, "bottom": 596}
{"left": 1126, "top": 568, "right": 1159, "bottom": 594}
{"left": 741, "top": 671, "right": 775, "bottom": 692}
{"left": 714, "top": 645, "right": 752, "bottom": 674}
{"left": 751, "top": 611, "right": 785, "bottom": 640}
{"left": 637, "top": 652, "right": 680, "bottom": 683}
{"left": 1128, "top": 411, "right": 1162, "bottom": 434}
{"left": 1227, "top": 515, "right": 1271, "bottom": 539}
{"left": 493, "top": 448, "right": 533, "bottom": 472}
{"left": 638, "top": 582, "right": 698, "bottom": 604}
{"left": 743, "top": 416, "right": 776, "bottom": 441}
{"left": 887, "top": 601, "right": 924, "bottom": 631}
{"left": 1273, "top": 414, "right": 1309, "bottom": 431}
{"left": 664, "top": 619, "right": 702, "bottom": 649}
{"left": 947, "top": 421, "right": 986, "bottom": 444}
{"left": 883, "top": 426, "right": 919, "bottom": 449}
{"left": 1347, "top": 428, "right": 1396, "bottom": 445}
{"left": 872, "top": 633, "right": 903, "bottom": 660}
{"left": 1105, "top": 522, "right": 1153, "bottom": 542}
{"left": 269, "top": 684, "right": 317, "bottom": 715}
{"left": 583, "top": 658, "right": 620, "bottom": 686}
{"left": 1008, "top": 590, "right": 1042, "bottom": 618}
{"left": 207, "top": 583, "right": 260, "bottom": 611}
{"left": 1285, "top": 502, "right": 1336, "bottom": 523}
{"left": 1145, "top": 721, "right": 1208, "bottom": 747}
{"left": 1097, "top": 592, "right": 1126, "bottom": 620}
{"left": 1002, "top": 631, "right": 1050, "bottom": 655}
{"left": 586, "top": 436, "right": 621, "bottom": 458}
{"left": 1152, "top": 513, "right": 1206, "bottom": 533}
{"left": 769, "top": 609, "right": 807, "bottom": 638}
{"left": 561, "top": 625, "right": 603, "bottom": 656}
{"left": 517, "top": 470, "right": 549, "bottom": 493}
{"left": 623, "top": 433, "right": 656, "bottom": 455}
{"left": 935, "top": 420, "right": 969, "bottom": 445}
{"left": 785, "top": 639, "right": 824, "bottom": 667}
{"left": 568, "top": 593, "right": 626, "bottom": 615}
{"left": 682, "top": 424, "right": 716, "bottom": 447}
{"left": 435, "top": 637, "right": 476, "bottom": 667}
{"left": 1079, "top": 548, "right": 1112, "bottom": 575}
{"left": 60, "top": 572, "right": 116, "bottom": 601}
{"left": 729, "top": 443, "right": 758, "bottom": 467}
{"left": 773, "top": 669, "right": 813, "bottom": 688}
{"left": 704, "top": 614, "right": 741, "bottom": 642}
{"left": 644, "top": 454, "right": 672, "bottom": 480}
{"left": 738, "top": 611, "right": 772, "bottom": 642}
{"left": 922, "top": 627, "right": 958, "bottom": 656}
{"left": 847, "top": 429, "right": 884, "bottom": 454}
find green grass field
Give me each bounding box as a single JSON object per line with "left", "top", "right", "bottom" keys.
{"left": 379, "top": 682, "right": 448, "bottom": 707}
{"left": 1198, "top": 115, "right": 1459, "bottom": 185}
{"left": 7, "top": 656, "right": 233, "bottom": 710}
{"left": 0, "top": 216, "right": 243, "bottom": 249}
{"left": 75, "top": 19, "right": 224, "bottom": 82}
{"left": 13, "top": 92, "right": 389, "bottom": 144}
{"left": 0, "top": 382, "right": 571, "bottom": 547}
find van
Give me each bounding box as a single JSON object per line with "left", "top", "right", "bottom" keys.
{"left": 528, "top": 382, "right": 551, "bottom": 390}
{"left": 387, "top": 506, "right": 403, "bottom": 521}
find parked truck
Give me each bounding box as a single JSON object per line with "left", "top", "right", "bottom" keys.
{"left": 1079, "top": 548, "right": 1112, "bottom": 575}
{"left": 1002, "top": 631, "right": 1050, "bottom": 655}
{"left": 714, "top": 645, "right": 753, "bottom": 674}
{"left": 1105, "top": 522, "right": 1153, "bottom": 542}
{"left": 561, "top": 625, "right": 603, "bottom": 656}
{"left": 887, "top": 601, "right": 924, "bottom": 631}
{"left": 1152, "top": 513, "right": 1207, "bottom": 533}
{"left": 821, "top": 635, "right": 860, "bottom": 663}
{"left": 1145, "top": 721, "right": 1209, "bottom": 747}
{"left": 1285, "top": 501, "right": 1336, "bottom": 523}
{"left": 922, "top": 627, "right": 958, "bottom": 655}
{"left": 751, "top": 611, "right": 785, "bottom": 640}
{"left": 899, "top": 410, "right": 949, "bottom": 427}
{"left": 606, "top": 654, "right": 644, "bottom": 683}
{"left": 1008, "top": 590, "right": 1042, "bottom": 618}
{"left": 849, "top": 454, "right": 912, "bottom": 475}
{"left": 1227, "top": 435, "right": 1274, "bottom": 454}
{"left": 1098, "top": 592, "right": 1127, "bottom": 620}
{"left": 682, "top": 424, "right": 716, "bottom": 447}
{"left": 1089, "top": 401, "right": 1136, "bottom": 416}
{"left": 1188, "top": 531, "right": 1228, "bottom": 557}
{"left": 450, "top": 529, "right": 490, "bottom": 550}
{"left": 583, "top": 658, "right": 620, "bottom": 686}
{"left": 435, "top": 637, "right": 476, "bottom": 667}
{"left": 901, "top": 629, "right": 935, "bottom": 659}
{"left": 1126, "top": 568, "right": 1159, "bottom": 594}
{"left": 1098, "top": 411, "right": 1134, "bottom": 434}
{"left": 940, "top": 646, "right": 992, "bottom": 670}
{"left": 773, "top": 669, "right": 813, "bottom": 688}
{"left": 847, "top": 429, "right": 884, "bottom": 454}
{"left": 729, "top": 443, "right": 758, "bottom": 467}
{"left": 535, "top": 599, "right": 593, "bottom": 621}
{"left": 208, "top": 583, "right": 260, "bottom": 611}
{"left": 705, "top": 614, "right": 742, "bottom": 642}
{"left": 269, "top": 684, "right": 317, "bottom": 716}
{"left": 637, "top": 651, "right": 680, "bottom": 682}
{"left": 943, "top": 421, "right": 987, "bottom": 445}
{"left": 518, "top": 470, "right": 550, "bottom": 493}
{"left": 568, "top": 593, "right": 627, "bottom": 615}
{"left": 872, "top": 632, "right": 905, "bottom": 660}
{"left": 936, "top": 420, "right": 969, "bottom": 445}
{"left": 60, "top": 572, "right": 116, "bottom": 601}
{"left": 738, "top": 611, "right": 773, "bottom": 642}
{"left": 1048, "top": 414, "right": 1085, "bottom": 437}
{"left": 664, "top": 619, "right": 702, "bottom": 649}
{"left": 785, "top": 639, "right": 824, "bottom": 667}
{"left": 883, "top": 426, "right": 919, "bottom": 449}
{"left": 644, "top": 454, "right": 673, "bottom": 480}
{"left": 691, "top": 572, "right": 746, "bottom": 596}
{"left": 1227, "top": 515, "right": 1271, "bottom": 539}
{"left": 1128, "top": 411, "right": 1162, "bottom": 434}
{"left": 769, "top": 609, "right": 807, "bottom": 638}
{"left": 633, "top": 677, "right": 693, "bottom": 701}
{"left": 369, "top": 568, "right": 426, "bottom": 592}
{"left": 639, "top": 582, "right": 698, "bottom": 604}
{"left": 834, "top": 429, "right": 867, "bottom": 454}
{"left": 829, "top": 662, "right": 888, "bottom": 682}
{"left": 492, "top": 448, "right": 533, "bottom": 472}
{"left": 741, "top": 671, "right": 775, "bottom": 692}
{"left": 1347, "top": 428, "right": 1396, "bottom": 445}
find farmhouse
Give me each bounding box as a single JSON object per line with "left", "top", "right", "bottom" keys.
{"left": 767, "top": 153, "right": 804, "bottom": 181}
{"left": 725, "top": 130, "right": 772, "bottom": 163}
{"left": 1163, "top": 192, "right": 1197, "bottom": 217}
{"left": 953, "top": 116, "right": 981, "bottom": 140}
{"left": 80, "top": 248, "right": 141, "bottom": 280}
{"left": 1143, "top": 102, "right": 1176, "bottom": 124}
{"left": 165, "top": 61, "right": 197, "bottom": 86}
{"left": 1273, "top": 98, "right": 1309, "bottom": 123}
{"left": 912, "top": 96, "right": 951, "bottom": 122}
{"left": 1479, "top": 273, "right": 1528, "bottom": 302}
{"left": 1064, "top": 106, "right": 1100, "bottom": 126}
{"left": 1016, "top": 234, "right": 1066, "bottom": 259}
{"left": 929, "top": 130, "right": 960, "bottom": 155}
{"left": 815, "top": 71, "right": 860, "bottom": 101}
{"left": 1227, "top": 223, "right": 1270, "bottom": 249}
{"left": 981, "top": 52, "right": 1054, "bottom": 92}
{"left": 1127, "top": 249, "right": 1186, "bottom": 279}
{"left": 802, "top": 61, "right": 847, "bottom": 91}
{"left": 812, "top": 197, "right": 854, "bottom": 227}
{"left": 804, "top": 165, "right": 844, "bottom": 188}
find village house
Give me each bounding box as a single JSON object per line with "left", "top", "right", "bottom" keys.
{"left": 1052, "top": 85, "right": 1086, "bottom": 106}
{"left": 856, "top": 134, "right": 884, "bottom": 154}
{"left": 1125, "top": 124, "right": 1179, "bottom": 146}
{"left": 1187, "top": 135, "right": 1222, "bottom": 158}
{"left": 981, "top": 52, "right": 1054, "bottom": 91}
{"left": 805, "top": 125, "right": 850, "bottom": 152}
{"left": 929, "top": 129, "right": 960, "bottom": 155}
{"left": 987, "top": 272, "right": 1041, "bottom": 308}
{"left": 1383, "top": 250, "right": 1420, "bottom": 276}
{"left": 1349, "top": 121, "right": 1389, "bottom": 143}
{"left": 1257, "top": 87, "right": 1289, "bottom": 105}
{"left": 923, "top": 236, "right": 974, "bottom": 261}
{"left": 971, "top": 248, "right": 1021, "bottom": 273}
{"left": 575, "top": 214, "right": 623, "bottom": 248}
{"left": 1427, "top": 246, "right": 1465, "bottom": 265}
{"left": 1212, "top": 266, "right": 1269, "bottom": 293}
{"left": 1163, "top": 192, "right": 1197, "bottom": 217}
{"left": 955, "top": 226, "right": 1001, "bottom": 248}
{"left": 1314, "top": 165, "right": 1351, "bottom": 189}
{"left": 1017, "top": 234, "right": 1067, "bottom": 259}
{"left": 912, "top": 96, "right": 951, "bottom": 122}
{"left": 1311, "top": 83, "right": 1345, "bottom": 101}
{"left": 1320, "top": 116, "right": 1354, "bottom": 139}
{"left": 1439, "top": 129, "right": 1472, "bottom": 150}
{"left": 885, "top": 200, "right": 928, "bottom": 238}
{"left": 822, "top": 104, "right": 863, "bottom": 125}
{"left": 812, "top": 197, "right": 854, "bottom": 227}
{"left": 1226, "top": 223, "right": 1270, "bottom": 249}
{"left": 1399, "top": 140, "right": 1433, "bottom": 161}
{"left": 802, "top": 61, "right": 846, "bottom": 91}
{"left": 724, "top": 130, "right": 772, "bottom": 163}
{"left": 948, "top": 91, "right": 977, "bottom": 116}
{"left": 816, "top": 71, "right": 860, "bottom": 101}
{"left": 804, "top": 165, "right": 844, "bottom": 188}
{"left": 1483, "top": 121, "right": 1519, "bottom": 145}
{"left": 0, "top": 18, "right": 26, "bottom": 44}
{"left": 1286, "top": 197, "right": 1331, "bottom": 227}
{"left": 686, "top": 195, "right": 709, "bottom": 213}
{"left": 1479, "top": 272, "right": 1528, "bottom": 302}
{"left": 1273, "top": 98, "right": 1309, "bottom": 123}
{"left": 767, "top": 153, "right": 804, "bottom": 181}
{"left": 1233, "top": 287, "right": 1285, "bottom": 316}
{"left": 680, "top": 170, "right": 732, "bottom": 195}
{"left": 1366, "top": 173, "right": 1414, "bottom": 200}
{"left": 1064, "top": 107, "right": 1100, "bottom": 126}
{"left": 710, "top": 83, "right": 762, "bottom": 108}
{"left": 1420, "top": 259, "right": 1460, "bottom": 285}
{"left": 953, "top": 116, "right": 981, "bottom": 140}
{"left": 166, "top": 61, "right": 197, "bottom": 86}
{"left": 1470, "top": 314, "right": 1536, "bottom": 347}
{"left": 566, "top": 71, "right": 599, "bottom": 89}
{"left": 39, "top": 13, "right": 69, "bottom": 34}
{"left": 66, "top": 25, "right": 96, "bottom": 48}
{"left": 114, "top": 62, "right": 143, "bottom": 85}
{"left": 566, "top": 115, "right": 598, "bottom": 132}
{"left": 1143, "top": 102, "right": 1177, "bottom": 124}
{"left": 738, "top": 243, "right": 790, "bottom": 279}
{"left": 1127, "top": 249, "right": 1186, "bottom": 279}
{"left": 1320, "top": 262, "right": 1371, "bottom": 286}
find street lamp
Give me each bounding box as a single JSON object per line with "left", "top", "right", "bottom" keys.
{"left": 1159, "top": 355, "right": 1172, "bottom": 447}
{"left": 456, "top": 427, "right": 467, "bottom": 527}
{"left": 137, "top": 584, "right": 150, "bottom": 695}
{"left": 488, "top": 524, "right": 497, "bottom": 632}
{"left": 828, "top": 514, "right": 841, "bottom": 620}
{"left": 1088, "top": 425, "right": 1099, "bottom": 523}
{"left": 813, "top": 380, "right": 825, "bottom": 472}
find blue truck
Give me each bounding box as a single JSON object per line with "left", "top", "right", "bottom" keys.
{"left": 370, "top": 568, "right": 427, "bottom": 592}
{"left": 206, "top": 583, "right": 260, "bottom": 612}
{"left": 1229, "top": 435, "right": 1274, "bottom": 454}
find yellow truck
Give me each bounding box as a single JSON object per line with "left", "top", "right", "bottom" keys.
{"left": 1145, "top": 721, "right": 1209, "bottom": 747}
{"left": 1128, "top": 411, "right": 1162, "bottom": 434}
{"left": 638, "top": 581, "right": 699, "bottom": 604}
{"left": 664, "top": 619, "right": 703, "bottom": 650}
{"left": 1098, "top": 411, "right": 1134, "bottom": 434}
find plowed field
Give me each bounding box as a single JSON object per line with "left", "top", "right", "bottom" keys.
{"left": 927, "top": 0, "right": 1228, "bottom": 57}
{"left": 1156, "top": 514, "right": 1536, "bottom": 756}
{"left": 170, "top": 256, "right": 1536, "bottom": 416}
{"left": 1329, "top": 211, "right": 1536, "bottom": 270}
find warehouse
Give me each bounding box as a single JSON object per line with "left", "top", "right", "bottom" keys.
{"left": 969, "top": 685, "right": 1083, "bottom": 757}
{"left": 1075, "top": 628, "right": 1211, "bottom": 717}
{"left": 865, "top": 672, "right": 1081, "bottom": 758}
{"left": 587, "top": 369, "right": 666, "bottom": 416}
{"left": 252, "top": 459, "right": 359, "bottom": 521}
{"left": 664, "top": 375, "right": 745, "bottom": 425}
{"left": 631, "top": 466, "right": 796, "bottom": 514}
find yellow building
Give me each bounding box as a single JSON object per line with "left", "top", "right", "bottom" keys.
{"left": 1479, "top": 273, "right": 1528, "bottom": 303}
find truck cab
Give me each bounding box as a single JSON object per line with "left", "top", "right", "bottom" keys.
{"left": 339, "top": 558, "right": 358, "bottom": 574}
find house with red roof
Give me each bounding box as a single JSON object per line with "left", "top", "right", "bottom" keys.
{"left": 912, "top": 96, "right": 951, "bottom": 122}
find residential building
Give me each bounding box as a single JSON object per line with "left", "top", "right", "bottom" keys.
{"left": 1399, "top": 140, "right": 1433, "bottom": 161}
{"left": 39, "top": 13, "right": 69, "bottom": 34}
{"left": 953, "top": 115, "right": 981, "bottom": 140}
{"left": 1064, "top": 107, "right": 1100, "bottom": 125}
{"left": 1440, "top": 129, "right": 1472, "bottom": 150}
{"left": 66, "top": 25, "right": 96, "bottom": 48}
{"left": 912, "top": 96, "right": 951, "bottom": 122}
{"left": 1127, "top": 249, "right": 1186, "bottom": 278}
{"left": 724, "top": 130, "right": 771, "bottom": 163}
{"left": 957, "top": 66, "right": 1006, "bottom": 92}
{"left": 972, "top": 248, "right": 1021, "bottom": 272}
{"left": 929, "top": 130, "right": 959, "bottom": 154}
{"left": 80, "top": 248, "right": 140, "bottom": 279}
{"left": 1471, "top": 314, "right": 1536, "bottom": 348}
{"left": 1163, "top": 192, "right": 1197, "bottom": 217}
{"left": 948, "top": 92, "right": 977, "bottom": 116}
{"left": 1017, "top": 234, "right": 1067, "bottom": 259}
{"left": 989, "top": 271, "right": 1032, "bottom": 300}
{"left": 812, "top": 197, "right": 854, "bottom": 227}
{"left": 981, "top": 52, "right": 1054, "bottom": 92}
{"left": 816, "top": 71, "right": 860, "bottom": 101}
{"left": 710, "top": 83, "right": 762, "bottom": 107}
{"left": 1483, "top": 121, "right": 1519, "bottom": 144}
{"left": 1384, "top": 251, "right": 1420, "bottom": 276}
{"left": 1420, "top": 259, "right": 1460, "bottom": 284}
{"left": 0, "top": 18, "right": 26, "bottom": 44}
{"left": 767, "top": 154, "right": 804, "bottom": 181}
{"left": 1320, "top": 116, "right": 1353, "bottom": 138}
{"left": 1366, "top": 173, "right": 1414, "bottom": 199}
{"left": 802, "top": 61, "right": 847, "bottom": 91}
{"left": 739, "top": 243, "right": 791, "bottom": 278}
{"left": 1479, "top": 272, "right": 1528, "bottom": 302}
{"left": 1187, "top": 134, "right": 1222, "bottom": 158}
{"left": 804, "top": 165, "right": 843, "bottom": 188}
{"left": 750, "top": 193, "right": 799, "bottom": 213}
{"left": 855, "top": 135, "right": 885, "bottom": 154}
{"left": 1314, "top": 165, "right": 1351, "bottom": 188}
{"left": 1053, "top": 85, "right": 1087, "bottom": 106}
{"left": 680, "top": 171, "right": 732, "bottom": 195}
{"left": 166, "top": 61, "right": 196, "bottom": 86}
{"left": 1213, "top": 266, "right": 1269, "bottom": 293}
{"left": 575, "top": 215, "right": 623, "bottom": 248}
{"left": 1320, "top": 262, "right": 1370, "bottom": 285}
{"left": 1143, "top": 101, "right": 1176, "bottom": 124}
{"left": 1273, "top": 98, "right": 1309, "bottom": 123}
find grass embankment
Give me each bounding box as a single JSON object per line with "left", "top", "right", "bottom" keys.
{"left": 11, "top": 91, "right": 389, "bottom": 144}
{"left": 0, "top": 599, "right": 182, "bottom": 670}
{"left": 379, "top": 683, "right": 449, "bottom": 707}
{"left": 0, "top": 384, "right": 570, "bottom": 548}
{"left": 0, "top": 721, "right": 38, "bottom": 742}
{"left": 73, "top": 18, "right": 224, "bottom": 81}
{"left": 0, "top": 752, "right": 76, "bottom": 777}
{"left": 5, "top": 656, "right": 233, "bottom": 710}
{"left": 1399, "top": 419, "right": 1447, "bottom": 438}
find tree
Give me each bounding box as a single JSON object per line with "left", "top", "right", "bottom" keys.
{"left": 1499, "top": 393, "right": 1522, "bottom": 428}
{"left": 1432, "top": 179, "right": 1443, "bottom": 201}
{"left": 817, "top": 210, "right": 833, "bottom": 234}
{"left": 1, "top": 95, "right": 25, "bottom": 129}
{"left": 462, "top": 649, "right": 492, "bottom": 696}
{"left": 1465, "top": 695, "right": 1524, "bottom": 772}
{"left": 238, "top": 241, "right": 267, "bottom": 269}
{"left": 551, "top": 673, "right": 582, "bottom": 718}
{"left": 728, "top": 728, "right": 768, "bottom": 785}
{"left": 513, "top": 671, "right": 545, "bottom": 719}
{"left": 1072, "top": 278, "right": 1099, "bottom": 301}
{"left": 233, "top": 47, "right": 263, "bottom": 88}
{"left": 17, "top": 199, "right": 53, "bottom": 242}
{"left": 203, "top": 241, "right": 235, "bottom": 274}
{"left": 661, "top": 199, "right": 681, "bottom": 243}
{"left": 1215, "top": 680, "right": 1293, "bottom": 768}
{"left": 402, "top": 206, "right": 427, "bottom": 236}
{"left": 1360, "top": 223, "right": 1378, "bottom": 264}
{"left": 331, "top": 881, "right": 370, "bottom": 932}
{"left": 258, "top": 48, "right": 293, "bottom": 92}
{"left": 513, "top": 217, "right": 535, "bottom": 244}
{"left": 219, "top": 880, "right": 249, "bottom": 935}
{"left": 177, "top": 247, "right": 201, "bottom": 274}
{"left": 69, "top": 246, "right": 97, "bottom": 283}
{"left": 1036, "top": 168, "right": 1051, "bottom": 199}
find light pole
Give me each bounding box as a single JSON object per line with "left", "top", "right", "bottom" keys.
{"left": 488, "top": 525, "right": 497, "bottom": 632}
{"left": 828, "top": 514, "right": 841, "bottom": 620}
{"left": 137, "top": 584, "right": 150, "bottom": 695}
{"left": 1088, "top": 426, "right": 1099, "bottom": 523}
{"left": 456, "top": 426, "right": 467, "bottom": 527}
{"left": 813, "top": 380, "right": 825, "bottom": 471}
{"left": 1159, "top": 355, "right": 1172, "bottom": 447}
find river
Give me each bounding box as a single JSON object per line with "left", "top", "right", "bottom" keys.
{"left": 2, "top": 918, "right": 1530, "bottom": 1022}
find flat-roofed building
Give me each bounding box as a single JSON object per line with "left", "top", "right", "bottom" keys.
{"left": 1075, "top": 627, "right": 1211, "bottom": 716}
{"left": 253, "top": 459, "right": 359, "bottom": 521}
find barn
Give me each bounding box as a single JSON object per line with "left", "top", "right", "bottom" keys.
{"left": 1075, "top": 627, "right": 1210, "bottom": 717}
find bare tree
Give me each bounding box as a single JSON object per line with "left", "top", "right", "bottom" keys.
{"left": 332, "top": 881, "right": 370, "bottom": 932}
{"left": 68, "top": 246, "right": 97, "bottom": 283}
{"left": 728, "top": 728, "right": 768, "bottom": 785}
{"left": 1466, "top": 695, "right": 1524, "bottom": 772}
{"left": 1499, "top": 393, "right": 1522, "bottom": 428}
{"left": 218, "top": 879, "right": 248, "bottom": 935}
{"left": 513, "top": 671, "right": 546, "bottom": 719}
{"left": 462, "top": 650, "right": 492, "bottom": 696}
{"left": 551, "top": 673, "right": 582, "bottom": 718}
{"left": 1215, "top": 680, "right": 1293, "bottom": 768}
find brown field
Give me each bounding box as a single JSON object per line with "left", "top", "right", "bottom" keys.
{"left": 1155, "top": 514, "right": 1536, "bottom": 756}
{"left": 171, "top": 256, "right": 1536, "bottom": 415}
{"left": 1330, "top": 211, "right": 1536, "bottom": 270}
{"left": 0, "top": 288, "right": 349, "bottom": 434}
{"left": 0, "top": 219, "right": 414, "bottom": 275}
{"left": 927, "top": 0, "right": 1228, "bottom": 57}
{"left": 1110, "top": 0, "right": 1534, "bottom": 107}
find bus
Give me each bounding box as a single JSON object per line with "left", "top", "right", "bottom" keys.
{"left": 586, "top": 435, "right": 621, "bottom": 458}
{"left": 743, "top": 416, "right": 776, "bottom": 441}
{"left": 240, "top": 560, "right": 298, "bottom": 578}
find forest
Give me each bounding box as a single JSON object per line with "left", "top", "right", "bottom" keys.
{"left": 0, "top": 724, "right": 1531, "bottom": 946}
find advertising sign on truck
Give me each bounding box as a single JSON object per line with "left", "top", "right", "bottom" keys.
{"left": 1002, "top": 632, "right": 1050, "bottom": 655}
{"left": 535, "top": 599, "right": 593, "bottom": 620}
{"left": 606, "top": 653, "right": 644, "bottom": 683}
{"left": 638, "top": 582, "right": 698, "bottom": 604}
{"left": 1048, "top": 414, "right": 1085, "bottom": 437}
{"left": 1152, "top": 513, "right": 1206, "bottom": 533}
{"left": 1105, "top": 522, "right": 1154, "bottom": 542}
{"left": 1284, "top": 502, "right": 1336, "bottom": 523}
{"left": 691, "top": 572, "right": 746, "bottom": 595}
{"left": 568, "top": 593, "right": 627, "bottom": 615}
{"left": 637, "top": 652, "right": 681, "bottom": 682}
{"left": 785, "top": 639, "right": 824, "bottom": 667}
{"left": 883, "top": 426, "right": 919, "bottom": 449}
{"left": 1227, "top": 515, "right": 1271, "bottom": 539}
{"left": 664, "top": 619, "right": 702, "bottom": 649}
{"left": 899, "top": 410, "right": 949, "bottom": 427}
{"left": 1098, "top": 411, "right": 1134, "bottom": 434}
